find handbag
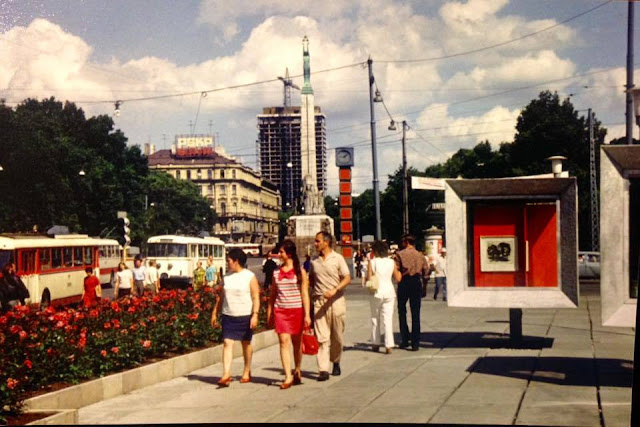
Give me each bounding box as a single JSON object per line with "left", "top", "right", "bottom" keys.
{"left": 301, "top": 327, "right": 319, "bottom": 355}
{"left": 364, "top": 259, "right": 379, "bottom": 294}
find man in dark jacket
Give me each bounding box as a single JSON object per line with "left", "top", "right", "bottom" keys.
{"left": 1, "top": 262, "right": 29, "bottom": 311}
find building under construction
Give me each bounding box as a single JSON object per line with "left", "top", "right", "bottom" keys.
{"left": 257, "top": 106, "right": 327, "bottom": 211}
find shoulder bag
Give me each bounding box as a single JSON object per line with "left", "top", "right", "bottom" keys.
{"left": 301, "top": 326, "right": 319, "bottom": 355}
{"left": 364, "top": 258, "right": 379, "bottom": 295}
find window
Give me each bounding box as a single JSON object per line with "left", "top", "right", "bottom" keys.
{"left": 73, "top": 247, "right": 84, "bottom": 266}
{"left": 147, "top": 243, "right": 187, "bottom": 257}
{"left": 176, "top": 170, "right": 181, "bottom": 179}
{"left": 232, "top": 169, "right": 237, "bottom": 179}
{"left": 19, "top": 250, "right": 36, "bottom": 274}
{"left": 52, "top": 248, "right": 63, "bottom": 269}
{"left": 220, "top": 170, "right": 225, "bottom": 179}
{"left": 186, "top": 170, "right": 191, "bottom": 180}
{"left": 221, "top": 202, "right": 226, "bottom": 215}
{"left": 199, "top": 245, "right": 210, "bottom": 257}
{"left": 189, "top": 245, "right": 197, "bottom": 258}
{"left": 84, "top": 247, "right": 93, "bottom": 266}
{"left": 214, "top": 245, "right": 223, "bottom": 258}
{"left": 197, "top": 169, "right": 202, "bottom": 179}
{"left": 208, "top": 169, "right": 212, "bottom": 179}
{"left": 40, "top": 248, "right": 52, "bottom": 271}
{"left": 63, "top": 248, "right": 73, "bottom": 267}
{"left": 220, "top": 185, "right": 226, "bottom": 195}
{"left": 232, "top": 185, "right": 237, "bottom": 195}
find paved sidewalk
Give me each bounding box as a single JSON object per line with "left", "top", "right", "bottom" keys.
{"left": 79, "top": 284, "right": 633, "bottom": 425}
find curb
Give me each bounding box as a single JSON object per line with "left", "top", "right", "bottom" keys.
{"left": 24, "top": 329, "right": 278, "bottom": 415}
{"left": 26, "top": 409, "right": 78, "bottom": 425}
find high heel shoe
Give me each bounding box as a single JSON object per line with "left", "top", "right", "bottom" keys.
{"left": 280, "top": 378, "right": 294, "bottom": 389}
{"left": 217, "top": 376, "right": 233, "bottom": 387}
{"left": 293, "top": 371, "right": 302, "bottom": 385}
{"left": 240, "top": 372, "right": 251, "bottom": 383}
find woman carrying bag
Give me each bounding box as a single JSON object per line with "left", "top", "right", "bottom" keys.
{"left": 211, "top": 248, "right": 261, "bottom": 387}
{"left": 366, "top": 240, "right": 400, "bottom": 354}
{"left": 266, "top": 240, "right": 311, "bottom": 389}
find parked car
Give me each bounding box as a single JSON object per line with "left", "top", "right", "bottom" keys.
{"left": 578, "top": 251, "right": 600, "bottom": 279}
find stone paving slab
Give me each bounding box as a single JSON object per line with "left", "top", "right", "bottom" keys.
{"left": 77, "top": 289, "right": 633, "bottom": 425}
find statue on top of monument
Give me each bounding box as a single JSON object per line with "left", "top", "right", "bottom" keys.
{"left": 302, "top": 174, "right": 325, "bottom": 215}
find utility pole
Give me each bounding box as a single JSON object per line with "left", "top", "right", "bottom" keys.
{"left": 401, "top": 121, "right": 409, "bottom": 235}
{"left": 588, "top": 109, "right": 599, "bottom": 252}
{"left": 368, "top": 57, "right": 382, "bottom": 240}
{"left": 627, "top": 0, "right": 635, "bottom": 144}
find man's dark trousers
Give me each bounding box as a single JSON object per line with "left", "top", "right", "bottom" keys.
{"left": 397, "top": 275, "right": 422, "bottom": 349}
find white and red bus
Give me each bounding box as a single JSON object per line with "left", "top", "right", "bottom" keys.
{"left": 225, "top": 242, "right": 262, "bottom": 257}
{"left": 0, "top": 234, "right": 120, "bottom": 307}
{"left": 97, "top": 240, "right": 124, "bottom": 287}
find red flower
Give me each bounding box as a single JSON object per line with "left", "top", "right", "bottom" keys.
{"left": 0, "top": 315, "right": 8, "bottom": 325}
{"left": 9, "top": 325, "right": 22, "bottom": 335}
{"left": 111, "top": 347, "right": 119, "bottom": 354}
{"left": 7, "top": 378, "right": 18, "bottom": 390}
{"left": 18, "top": 330, "right": 27, "bottom": 341}
{"left": 100, "top": 350, "right": 107, "bottom": 357}
{"left": 110, "top": 301, "right": 121, "bottom": 313}
{"left": 187, "top": 313, "right": 199, "bottom": 320}
{"left": 127, "top": 306, "right": 137, "bottom": 314}
{"left": 78, "top": 337, "right": 87, "bottom": 348}
{"left": 89, "top": 309, "right": 99, "bottom": 318}
{"left": 103, "top": 322, "right": 111, "bottom": 330}
{"left": 55, "top": 320, "right": 65, "bottom": 328}
{"left": 111, "top": 319, "right": 121, "bottom": 329}
{"left": 141, "top": 340, "right": 151, "bottom": 348}
{"left": 24, "top": 360, "right": 32, "bottom": 369}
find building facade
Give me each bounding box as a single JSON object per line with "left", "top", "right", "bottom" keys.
{"left": 147, "top": 135, "right": 281, "bottom": 244}
{"left": 257, "top": 106, "right": 327, "bottom": 210}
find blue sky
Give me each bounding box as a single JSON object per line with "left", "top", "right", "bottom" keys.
{"left": 0, "top": 0, "right": 638, "bottom": 194}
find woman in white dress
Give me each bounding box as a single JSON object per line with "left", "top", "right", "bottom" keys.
{"left": 366, "top": 240, "right": 401, "bottom": 354}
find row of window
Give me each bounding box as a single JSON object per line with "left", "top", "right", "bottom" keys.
{"left": 146, "top": 243, "right": 224, "bottom": 259}
{"left": 176, "top": 168, "right": 237, "bottom": 181}
{"left": 17, "top": 247, "right": 96, "bottom": 275}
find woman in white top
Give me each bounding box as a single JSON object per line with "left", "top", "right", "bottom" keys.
{"left": 366, "top": 240, "right": 401, "bottom": 354}
{"left": 211, "top": 248, "right": 260, "bottom": 387}
{"left": 114, "top": 262, "right": 134, "bottom": 299}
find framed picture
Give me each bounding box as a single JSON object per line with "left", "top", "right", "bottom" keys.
{"left": 480, "top": 236, "right": 518, "bottom": 272}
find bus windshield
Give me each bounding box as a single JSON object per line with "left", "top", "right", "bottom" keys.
{"left": 0, "top": 250, "right": 12, "bottom": 269}
{"left": 147, "top": 243, "right": 187, "bottom": 258}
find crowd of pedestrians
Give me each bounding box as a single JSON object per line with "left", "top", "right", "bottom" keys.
{"left": 208, "top": 231, "right": 446, "bottom": 389}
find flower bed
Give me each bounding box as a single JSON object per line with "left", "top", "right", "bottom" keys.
{"left": 0, "top": 287, "right": 266, "bottom": 424}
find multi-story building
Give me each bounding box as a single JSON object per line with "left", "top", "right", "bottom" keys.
{"left": 257, "top": 105, "right": 327, "bottom": 211}
{"left": 147, "top": 135, "right": 280, "bottom": 244}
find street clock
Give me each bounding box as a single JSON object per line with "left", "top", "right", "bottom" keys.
{"left": 335, "top": 147, "right": 354, "bottom": 167}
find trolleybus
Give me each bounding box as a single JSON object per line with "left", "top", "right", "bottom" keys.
{"left": 0, "top": 234, "right": 121, "bottom": 307}
{"left": 146, "top": 235, "right": 226, "bottom": 288}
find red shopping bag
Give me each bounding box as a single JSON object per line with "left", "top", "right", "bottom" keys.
{"left": 301, "top": 327, "right": 319, "bottom": 355}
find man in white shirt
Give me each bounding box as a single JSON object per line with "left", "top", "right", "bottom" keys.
{"left": 433, "top": 248, "right": 447, "bottom": 302}
{"left": 144, "top": 260, "right": 160, "bottom": 295}
{"left": 132, "top": 258, "right": 146, "bottom": 296}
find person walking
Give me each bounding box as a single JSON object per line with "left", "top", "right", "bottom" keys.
{"left": 0, "top": 263, "right": 29, "bottom": 311}
{"left": 114, "top": 262, "right": 134, "bottom": 299}
{"left": 210, "top": 248, "right": 260, "bottom": 387}
{"left": 366, "top": 240, "right": 400, "bottom": 354}
{"left": 266, "top": 240, "right": 311, "bottom": 389}
{"left": 309, "top": 231, "right": 351, "bottom": 381}
{"left": 395, "top": 234, "right": 430, "bottom": 351}
{"left": 261, "top": 249, "right": 278, "bottom": 291}
{"left": 132, "top": 258, "right": 146, "bottom": 296}
{"left": 82, "top": 267, "right": 101, "bottom": 307}
{"left": 144, "top": 260, "right": 160, "bottom": 295}
{"left": 193, "top": 261, "right": 206, "bottom": 291}
{"left": 433, "top": 248, "right": 447, "bottom": 302}
{"left": 205, "top": 256, "right": 217, "bottom": 288}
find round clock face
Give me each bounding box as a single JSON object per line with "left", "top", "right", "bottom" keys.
{"left": 336, "top": 149, "right": 353, "bottom": 166}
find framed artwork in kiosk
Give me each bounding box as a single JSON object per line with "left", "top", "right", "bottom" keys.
{"left": 480, "top": 236, "right": 517, "bottom": 272}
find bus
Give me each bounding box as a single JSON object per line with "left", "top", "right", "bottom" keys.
{"left": 146, "top": 235, "right": 226, "bottom": 288}
{"left": 97, "top": 240, "right": 124, "bottom": 287}
{"left": 225, "top": 242, "right": 262, "bottom": 257}
{"left": 0, "top": 234, "right": 121, "bottom": 307}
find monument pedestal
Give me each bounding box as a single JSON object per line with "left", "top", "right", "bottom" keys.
{"left": 286, "top": 214, "right": 334, "bottom": 258}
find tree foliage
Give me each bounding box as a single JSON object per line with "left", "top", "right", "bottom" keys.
{"left": 0, "top": 98, "right": 213, "bottom": 245}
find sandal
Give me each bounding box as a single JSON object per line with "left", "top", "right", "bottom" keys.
{"left": 293, "top": 371, "right": 302, "bottom": 385}
{"left": 217, "top": 376, "right": 233, "bottom": 387}
{"left": 240, "top": 372, "right": 251, "bottom": 383}
{"left": 280, "top": 377, "right": 294, "bottom": 389}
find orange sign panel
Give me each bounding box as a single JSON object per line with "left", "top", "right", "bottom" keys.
{"left": 340, "top": 221, "right": 353, "bottom": 233}
{"left": 339, "top": 168, "right": 351, "bottom": 180}
{"left": 339, "top": 195, "right": 352, "bottom": 206}
{"left": 339, "top": 182, "right": 352, "bottom": 194}
{"left": 340, "top": 208, "right": 352, "bottom": 220}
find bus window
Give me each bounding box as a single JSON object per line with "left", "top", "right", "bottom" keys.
{"left": 199, "top": 245, "right": 209, "bottom": 257}
{"left": 215, "top": 245, "right": 222, "bottom": 258}
{"left": 148, "top": 243, "right": 187, "bottom": 257}
{"left": 0, "top": 250, "right": 12, "bottom": 269}
{"left": 52, "top": 248, "right": 63, "bottom": 269}
{"left": 189, "top": 245, "right": 197, "bottom": 258}
{"left": 40, "top": 248, "right": 52, "bottom": 271}
{"left": 19, "top": 250, "right": 36, "bottom": 274}
{"left": 73, "top": 247, "right": 84, "bottom": 266}
{"left": 84, "top": 247, "right": 93, "bottom": 265}
{"left": 63, "top": 247, "right": 73, "bottom": 268}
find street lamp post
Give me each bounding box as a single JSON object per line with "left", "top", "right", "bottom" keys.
{"left": 368, "top": 58, "right": 382, "bottom": 240}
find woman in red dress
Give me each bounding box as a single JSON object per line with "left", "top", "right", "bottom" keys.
{"left": 82, "top": 267, "right": 101, "bottom": 307}
{"left": 266, "top": 240, "right": 311, "bottom": 389}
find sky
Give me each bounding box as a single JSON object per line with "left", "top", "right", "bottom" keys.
{"left": 0, "top": 0, "right": 637, "bottom": 196}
